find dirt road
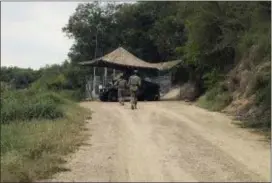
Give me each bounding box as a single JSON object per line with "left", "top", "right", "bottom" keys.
{"left": 48, "top": 101, "right": 270, "bottom": 182}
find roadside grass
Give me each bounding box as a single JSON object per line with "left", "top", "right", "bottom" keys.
{"left": 196, "top": 83, "right": 270, "bottom": 139}
{"left": 236, "top": 108, "right": 271, "bottom": 140}
{"left": 1, "top": 90, "right": 66, "bottom": 124}
{"left": 197, "top": 86, "right": 232, "bottom": 112}
{"left": 1, "top": 91, "right": 90, "bottom": 182}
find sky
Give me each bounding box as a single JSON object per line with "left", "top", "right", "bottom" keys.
{"left": 1, "top": 2, "right": 81, "bottom": 69}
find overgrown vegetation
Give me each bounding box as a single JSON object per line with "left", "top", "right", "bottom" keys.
{"left": 198, "top": 84, "right": 233, "bottom": 111}
{"left": 1, "top": 90, "right": 64, "bottom": 124}
{"left": 0, "top": 85, "right": 89, "bottom": 182}
{"left": 1, "top": 62, "right": 88, "bottom": 101}
{"left": 1, "top": 104, "right": 89, "bottom": 182}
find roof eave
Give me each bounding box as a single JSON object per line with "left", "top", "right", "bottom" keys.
{"left": 78, "top": 59, "right": 159, "bottom": 70}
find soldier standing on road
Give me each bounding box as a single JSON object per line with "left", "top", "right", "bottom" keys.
{"left": 128, "top": 70, "right": 141, "bottom": 110}
{"left": 116, "top": 74, "right": 127, "bottom": 106}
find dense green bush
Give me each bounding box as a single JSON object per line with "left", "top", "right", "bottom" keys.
{"left": 198, "top": 84, "right": 233, "bottom": 111}
{"left": 1, "top": 90, "right": 65, "bottom": 124}
{"left": 37, "top": 92, "right": 67, "bottom": 104}
{"left": 244, "top": 109, "right": 271, "bottom": 131}
{"left": 256, "top": 81, "right": 271, "bottom": 107}
{"left": 60, "top": 89, "right": 85, "bottom": 102}
{"left": 202, "top": 69, "right": 224, "bottom": 90}
{"left": 0, "top": 67, "right": 40, "bottom": 89}
{"left": 27, "top": 62, "right": 86, "bottom": 101}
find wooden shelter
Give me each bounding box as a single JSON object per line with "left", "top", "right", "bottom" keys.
{"left": 79, "top": 47, "right": 182, "bottom": 99}
{"left": 79, "top": 47, "right": 182, "bottom": 71}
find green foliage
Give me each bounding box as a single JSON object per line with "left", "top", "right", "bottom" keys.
{"left": 58, "top": 89, "right": 85, "bottom": 102}
{"left": 237, "top": 30, "right": 271, "bottom": 63}
{"left": 37, "top": 92, "right": 68, "bottom": 104}
{"left": 198, "top": 85, "right": 233, "bottom": 111}
{"left": 0, "top": 67, "right": 40, "bottom": 89}
{"left": 1, "top": 61, "right": 87, "bottom": 103}
{"left": 1, "top": 89, "right": 65, "bottom": 124}
{"left": 47, "top": 74, "right": 66, "bottom": 90}
{"left": 241, "top": 109, "right": 271, "bottom": 131}
{"left": 0, "top": 63, "right": 86, "bottom": 124}
{"left": 27, "top": 61, "right": 87, "bottom": 101}
{"left": 202, "top": 69, "right": 224, "bottom": 90}
{"left": 0, "top": 81, "right": 12, "bottom": 92}
{"left": 0, "top": 65, "right": 89, "bottom": 181}
{"left": 63, "top": 2, "right": 186, "bottom": 63}
{"left": 1, "top": 102, "right": 89, "bottom": 182}
{"left": 255, "top": 78, "right": 271, "bottom": 107}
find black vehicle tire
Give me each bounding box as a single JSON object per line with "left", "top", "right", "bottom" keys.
{"left": 137, "top": 95, "right": 144, "bottom": 101}
{"left": 154, "top": 95, "right": 160, "bottom": 101}
{"left": 99, "top": 96, "right": 107, "bottom": 102}
{"left": 146, "top": 96, "right": 153, "bottom": 101}
{"left": 99, "top": 92, "right": 108, "bottom": 102}
{"left": 108, "top": 91, "right": 117, "bottom": 102}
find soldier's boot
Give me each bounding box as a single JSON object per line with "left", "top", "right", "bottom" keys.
{"left": 135, "top": 101, "right": 138, "bottom": 109}
{"left": 130, "top": 97, "right": 133, "bottom": 109}
{"left": 131, "top": 99, "right": 135, "bottom": 110}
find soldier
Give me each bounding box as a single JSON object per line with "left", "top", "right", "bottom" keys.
{"left": 116, "top": 74, "right": 127, "bottom": 106}
{"left": 128, "top": 70, "right": 141, "bottom": 110}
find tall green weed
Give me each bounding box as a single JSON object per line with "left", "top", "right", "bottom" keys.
{"left": 1, "top": 89, "right": 65, "bottom": 124}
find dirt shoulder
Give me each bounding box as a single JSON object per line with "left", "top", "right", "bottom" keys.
{"left": 46, "top": 101, "right": 270, "bottom": 182}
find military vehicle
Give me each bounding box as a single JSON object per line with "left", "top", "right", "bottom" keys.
{"left": 99, "top": 79, "right": 160, "bottom": 102}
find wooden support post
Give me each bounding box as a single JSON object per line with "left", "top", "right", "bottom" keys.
{"left": 104, "top": 67, "right": 107, "bottom": 85}
{"left": 92, "top": 67, "right": 96, "bottom": 98}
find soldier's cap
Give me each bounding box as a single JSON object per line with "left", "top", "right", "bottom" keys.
{"left": 133, "top": 70, "right": 138, "bottom": 74}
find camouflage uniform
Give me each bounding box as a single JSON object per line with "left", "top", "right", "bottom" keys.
{"left": 128, "top": 73, "right": 141, "bottom": 109}
{"left": 116, "top": 77, "right": 127, "bottom": 105}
